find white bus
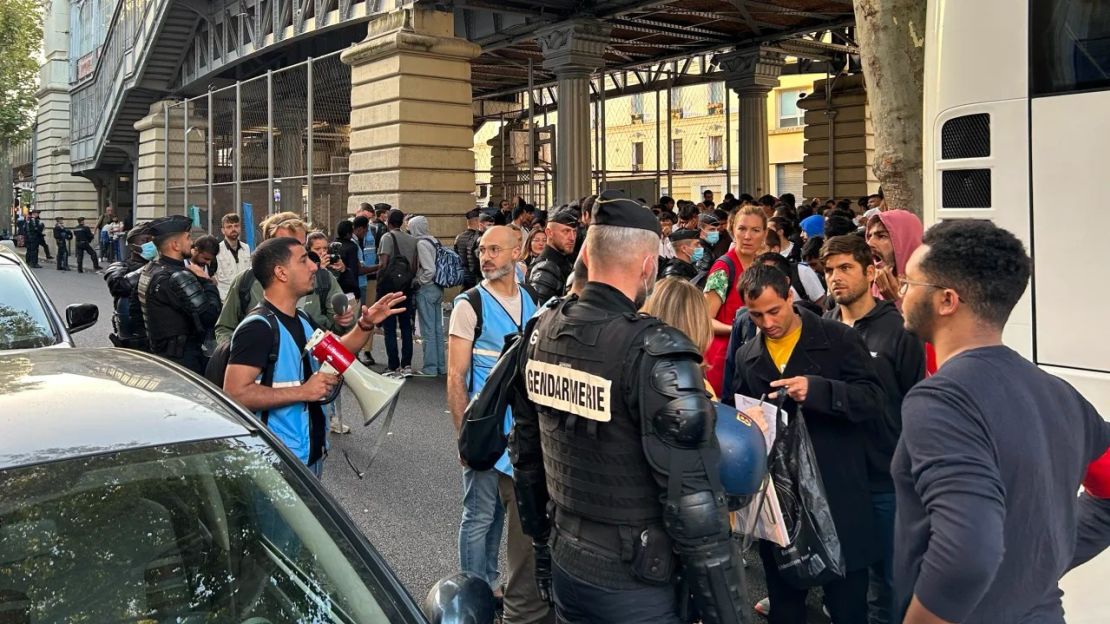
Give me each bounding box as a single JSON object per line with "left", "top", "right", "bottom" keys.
{"left": 925, "top": 0, "right": 1110, "bottom": 619}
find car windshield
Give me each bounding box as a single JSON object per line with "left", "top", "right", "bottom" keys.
{"left": 0, "top": 437, "right": 409, "bottom": 624}
{"left": 0, "top": 264, "right": 58, "bottom": 349}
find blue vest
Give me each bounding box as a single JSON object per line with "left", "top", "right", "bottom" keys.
{"left": 233, "top": 312, "right": 319, "bottom": 464}
{"left": 359, "top": 234, "right": 377, "bottom": 290}
{"left": 455, "top": 285, "right": 538, "bottom": 476}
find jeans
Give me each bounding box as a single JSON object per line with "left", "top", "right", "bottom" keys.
{"left": 551, "top": 562, "right": 684, "bottom": 624}
{"left": 415, "top": 284, "right": 445, "bottom": 374}
{"left": 459, "top": 467, "right": 504, "bottom": 588}
{"left": 868, "top": 491, "right": 896, "bottom": 624}
{"left": 379, "top": 288, "right": 413, "bottom": 370}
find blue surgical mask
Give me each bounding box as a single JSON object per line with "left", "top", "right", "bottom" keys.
{"left": 140, "top": 241, "right": 157, "bottom": 260}
{"left": 691, "top": 246, "right": 705, "bottom": 263}
{"left": 705, "top": 231, "right": 720, "bottom": 245}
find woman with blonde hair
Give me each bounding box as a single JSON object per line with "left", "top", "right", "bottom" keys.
{"left": 642, "top": 276, "right": 716, "bottom": 398}
{"left": 522, "top": 227, "right": 548, "bottom": 270}
{"left": 703, "top": 204, "right": 767, "bottom": 396}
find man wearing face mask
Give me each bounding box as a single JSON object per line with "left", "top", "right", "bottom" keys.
{"left": 511, "top": 198, "right": 747, "bottom": 624}
{"left": 660, "top": 228, "right": 703, "bottom": 283}
{"left": 138, "top": 215, "right": 222, "bottom": 374}
{"left": 104, "top": 222, "right": 155, "bottom": 350}
{"left": 696, "top": 213, "right": 721, "bottom": 273}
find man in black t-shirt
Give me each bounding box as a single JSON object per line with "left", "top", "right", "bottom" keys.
{"left": 224, "top": 237, "right": 405, "bottom": 475}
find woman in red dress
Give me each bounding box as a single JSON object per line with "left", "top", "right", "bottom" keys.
{"left": 703, "top": 204, "right": 768, "bottom": 396}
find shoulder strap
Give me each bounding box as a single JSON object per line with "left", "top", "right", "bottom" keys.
{"left": 238, "top": 270, "right": 256, "bottom": 315}
{"left": 720, "top": 254, "right": 737, "bottom": 301}
{"left": 788, "top": 262, "right": 809, "bottom": 301}
{"left": 464, "top": 287, "right": 484, "bottom": 343}
{"left": 243, "top": 305, "right": 281, "bottom": 425}
{"left": 519, "top": 282, "right": 541, "bottom": 305}
{"left": 314, "top": 268, "right": 330, "bottom": 302}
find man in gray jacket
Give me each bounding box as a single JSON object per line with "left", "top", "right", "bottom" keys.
{"left": 408, "top": 215, "right": 445, "bottom": 377}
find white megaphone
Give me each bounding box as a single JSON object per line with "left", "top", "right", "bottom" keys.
{"left": 304, "top": 328, "right": 404, "bottom": 426}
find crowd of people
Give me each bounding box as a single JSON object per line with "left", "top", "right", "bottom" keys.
{"left": 34, "top": 183, "right": 1110, "bottom": 624}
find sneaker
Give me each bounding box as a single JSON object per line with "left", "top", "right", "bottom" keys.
{"left": 382, "top": 369, "right": 403, "bottom": 380}
{"left": 359, "top": 353, "right": 376, "bottom": 366}
{"left": 412, "top": 369, "right": 437, "bottom": 377}
{"left": 400, "top": 366, "right": 414, "bottom": 378}
{"left": 330, "top": 418, "right": 351, "bottom": 434}
{"left": 754, "top": 597, "right": 770, "bottom": 618}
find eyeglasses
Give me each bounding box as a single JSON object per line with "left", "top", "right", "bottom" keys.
{"left": 898, "top": 278, "right": 945, "bottom": 297}
{"left": 478, "top": 245, "right": 507, "bottom": 257}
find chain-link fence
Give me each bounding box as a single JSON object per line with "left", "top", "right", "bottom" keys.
{"left": 163, "top": 50, "right": 350, "bottom": 243}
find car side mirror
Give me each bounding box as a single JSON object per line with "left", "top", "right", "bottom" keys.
{"left": 423, "top": 572, "right": 496, "bottom": 624}
{"left": 65, "top": 303, "right": 99, "bottom": 334}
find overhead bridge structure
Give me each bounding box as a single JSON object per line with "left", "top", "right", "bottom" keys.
{"left": 36, "top": 0, "right": 861, "bottom": 233}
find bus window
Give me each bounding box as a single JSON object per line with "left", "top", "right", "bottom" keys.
{"left": 1032, "top": 0, "right": 1110, "bottom": 95}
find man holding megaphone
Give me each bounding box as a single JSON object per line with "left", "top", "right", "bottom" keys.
{"left": 224, "top": 236, "right": 406, "bottom": 477}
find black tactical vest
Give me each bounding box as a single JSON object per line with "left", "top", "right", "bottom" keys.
{"left": 138, "top": 261, "right": 190, "bottom": 344}
{"left": 524, "top": 297, "right": 663, "bottom": 526}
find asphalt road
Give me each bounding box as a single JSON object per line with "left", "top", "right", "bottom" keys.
{"left": 31, "top": 254, "right": 828, "bottom": 622}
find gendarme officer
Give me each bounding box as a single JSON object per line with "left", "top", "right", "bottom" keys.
{"left": 510, "top": 198, "right": 747, "bottom": 624}
{"left": 138, "top": 215, "right": 221, "bottom": 373}
{"left": 661, "top": 228, "right": 701, "bottom": 283}
{"left": 526, "top": 207, "right": 578, "bottom": 303}
{"left": 104, "top": 223, "right": 154, "bottom": 350}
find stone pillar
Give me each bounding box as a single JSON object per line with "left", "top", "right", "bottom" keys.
{"left": 33, "top": 0, "right": 98, "bottom": 222}
{"left": 537, "top": 20, "right": 610, "bottom": 206}
{"left": 132, "top": 100, "right": 206, "bottom": 221}
{"left": 720, "top": 46, "right": 784, "bottom": 197}
{"left": 342, "top": 8, "right": 480, "bottom": 239}
{"left": 797, "top": 73, "right": 879, "bottom": 200}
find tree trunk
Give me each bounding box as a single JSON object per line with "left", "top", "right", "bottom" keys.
{"left": 852, "top": 0, "right": 927, "bottom": 217}
{"left": 0, "top": 139, "right": 12, "bottom": 237}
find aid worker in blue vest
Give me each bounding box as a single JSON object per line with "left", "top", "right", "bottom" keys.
{"left": 447, "top": 225, "right": 549, "bottom": 623}
{"left": 223, "top": 236, "right": 406, "bottom": 476}
{"left": 510, "top": 198, "right": 748, "bottom": 624}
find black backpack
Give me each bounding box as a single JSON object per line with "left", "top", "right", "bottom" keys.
{"left": 458, "top": 311, "right": 541, "bottom": 471}
{"left": 377, "top": 231, "right": 416, "bottom": 292}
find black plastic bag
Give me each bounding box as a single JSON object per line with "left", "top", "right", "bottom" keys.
{"left": 457, "top": 315, "right": 539, "bottom": 470}
{"left": 768, "top": 407, "right": 846, "bottom": 589}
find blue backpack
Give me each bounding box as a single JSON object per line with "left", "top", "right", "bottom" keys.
{"left": 423, "top": 238, "right": 465, "bottom": 288}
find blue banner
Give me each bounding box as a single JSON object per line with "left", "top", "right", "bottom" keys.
{"left": 242, "top": 203, "right": 255, "bottom": 249}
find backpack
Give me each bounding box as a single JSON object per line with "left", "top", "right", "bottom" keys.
{"left": 458, "top": 311, "right": 541, "bottom": 471}
{"left": 423, "top": 238, "right": 465, "bottom": 288}
{"left": 205, "top": 305, "right": 317, "bottom": 423}
{"left": 238, "top": 267, "right": 329, "bottom": 315}
{"left": 378, "top": 231, "right": 416, "bottom": 292}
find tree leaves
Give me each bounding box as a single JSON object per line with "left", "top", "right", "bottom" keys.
{"left": 0, "top": 0, "right": 43, "bottom": 143}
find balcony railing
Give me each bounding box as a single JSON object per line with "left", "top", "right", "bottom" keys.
{"left": 69, "top": 0, "right": 164, "bottom": 169}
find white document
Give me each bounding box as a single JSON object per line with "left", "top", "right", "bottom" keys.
{"left": 734, "top": 393, "right": 787, "bottom": 455}
{"left": 734, "top": 476, "right": 790, "bottom": 547}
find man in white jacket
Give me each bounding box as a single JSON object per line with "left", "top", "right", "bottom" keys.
{"left": 214, "top": 213, "right": 252, "bottom": 301}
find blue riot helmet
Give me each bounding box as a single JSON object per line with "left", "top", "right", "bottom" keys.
{"left": 423, "top": 572, "right": 497, "bottom": 624}
{"left": 714, "top": 401, "right": 768, "bottom": 500}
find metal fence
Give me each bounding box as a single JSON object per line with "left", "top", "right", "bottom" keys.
{"left": 475, "top": 71, "right": 752, "bottom": 210}
{"left": 163, "top": 50, "right": 351, "bottom": 242}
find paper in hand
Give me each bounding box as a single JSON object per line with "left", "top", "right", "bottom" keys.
{"left": 734, "top": 393, "right": 787, "bottom": 455}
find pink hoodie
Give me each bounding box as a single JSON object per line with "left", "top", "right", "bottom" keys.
{"left": 868, "top": 209, "right": 923, "bottom": 299}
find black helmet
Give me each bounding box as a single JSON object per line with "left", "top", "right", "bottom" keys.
{"left": 423, "top": 572, "right": 496, "bottom": 624}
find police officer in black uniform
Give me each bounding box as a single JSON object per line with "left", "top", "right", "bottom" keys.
{"left": 24, "top": 209, "right": 45, "bottom": 268}
{"left": 661, "top": 228, "right": 701, "bottom": 283}
{"left": 53, "top": 217, "right": 72, "bottom": 271}
{"left": 527, "top": 207, "right": 578, "bottom": 303}
{"left": 511, "top": 198, "right": 747, "bottom": 624}
{"left": 73, "top": 216, "right": 101, "bottom": 272}
{"left": 105, "top": 222, "right": 154, "bottom": 350}
{"left": 138, "top": 215, "right": 221, "bottom": 373}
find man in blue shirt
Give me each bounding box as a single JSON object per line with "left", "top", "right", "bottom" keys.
{"left": 447, "top": 225, "right": 548, "bottom": 623}
{"left": 895, "top": 220, "right": 1110, "bottom": 624}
